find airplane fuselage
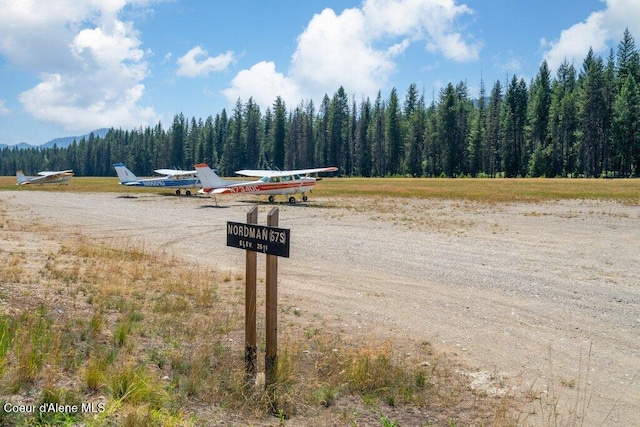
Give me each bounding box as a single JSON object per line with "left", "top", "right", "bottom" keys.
{"left": 124, "top": 178, "right": 200, "bottom": 188}
{"left": 220, "top": 177, "right": 315, "bottom": 195}
{"left": 37, "top": 175, "right": 72, "bottom": 185}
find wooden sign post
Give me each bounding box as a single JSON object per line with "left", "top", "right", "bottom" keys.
{"left": 226, "top": 207, "right": 290, "bottom": 389}
{"left": 265, "top": 207, "right": 279, "bottom": 387}
{"left": 244, "top": 206, "right": 258, "bottom": 383}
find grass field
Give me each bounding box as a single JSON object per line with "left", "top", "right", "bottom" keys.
{"left": 1, "top": 176, "right": 638, "bottom": 204}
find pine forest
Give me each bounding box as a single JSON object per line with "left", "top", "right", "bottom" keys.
{"left": 2, "top": 30, "right": 640, "bottom": 179}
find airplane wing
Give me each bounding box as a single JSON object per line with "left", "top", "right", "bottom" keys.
{"left": 154, "top": 169, "right": 197, "bottom": 177}
{"left": 235, "top": 167, "right": 338, "bottom": 177}
{"left": 37, "top": 170, "right": 73, "bottom": 177}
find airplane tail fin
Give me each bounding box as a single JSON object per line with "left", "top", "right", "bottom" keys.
{"left": 195, "top": 163, "right": 227, "bottom": 192}
{"left": 16, "top": 170, "right": 29, "bottom": 185}
{"left": 113, "top": 163, "right": 137, "bottom": 184}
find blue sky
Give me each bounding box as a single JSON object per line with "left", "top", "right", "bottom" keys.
{"left": 1, "top": 0, "right": 639, "bottom": 146}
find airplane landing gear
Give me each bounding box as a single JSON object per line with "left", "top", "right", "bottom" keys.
{"left": 175, "top": 189, "right": 181, "bottom": 196}
{"left": 288, "top": 196, "right": 296, "bottom": 204}
{"left": 268, "top": 195, "right": 275, "bottom": 203}
{"left": 302, "top": 194, "right": 308, "bottom": 202}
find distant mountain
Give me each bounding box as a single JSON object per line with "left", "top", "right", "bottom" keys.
{"left": 1, "top": 128, "right": 109, "bottom": 150}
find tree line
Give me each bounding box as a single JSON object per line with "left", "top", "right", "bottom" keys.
{"left": 2, "top": 29, "right": 639, "bottom": 178}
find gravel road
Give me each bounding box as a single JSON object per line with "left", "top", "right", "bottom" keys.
{"left": 2, "top": 190, "right": 639, "bottom": 426}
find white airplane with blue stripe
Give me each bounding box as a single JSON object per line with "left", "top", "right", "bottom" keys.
{"left": 113, "top": 163, "right": 201, "bottom": 196}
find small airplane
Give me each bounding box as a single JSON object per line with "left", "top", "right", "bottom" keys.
{"left": 16, "top": 169, "right": 74, "bottom": 185}
{"left": 113, "top": 163, "right": 201, "bottom": 196}
{"left": 194, "top": 162, "right": 338, "bottom": 203}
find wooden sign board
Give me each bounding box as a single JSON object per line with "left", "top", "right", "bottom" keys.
{"left": 227, "top": 221, "right": 290, "bottom": 258}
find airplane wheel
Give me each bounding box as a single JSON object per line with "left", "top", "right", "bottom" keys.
{"left": 175, "top": 189, "right": 181, "bottom": 196}
{"left": 302, "top": 195, "right": 308, "bottom": 202}
{"left": 288, "top": 196, "right": 296, "bottom": 204}
{"left": 268, "top": 195, "right": 275, "bottom": 203}
{"left": 186, "top": 190, "right": 191, "bottom": 196}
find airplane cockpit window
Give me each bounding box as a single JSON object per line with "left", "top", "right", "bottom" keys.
{"left": 259, "top": 176, "right": 269, "bottom": 182}
{"left": 269, "top": 177, "right": 281, "bottom": 183}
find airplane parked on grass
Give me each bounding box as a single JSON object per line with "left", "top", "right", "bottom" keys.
{"left": 195, "top": 162, "right": 337, "bottom": 203}
{"left": 16, "top": 169, "right": 73, "bottom": 185}
{"left": 113, "top": 163, "right": 200, "bottom": 196}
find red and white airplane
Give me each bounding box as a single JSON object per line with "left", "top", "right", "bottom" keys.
{"left": 194, "top": 163, "right": 337, "bottom": 203}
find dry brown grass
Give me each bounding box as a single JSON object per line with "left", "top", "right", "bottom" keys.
{"left": 316, "top": 177, "right": 640, "bottom": 204}
{"left": 0, "top": 197, "right": 521, "bottom": 426}
{"left": 2, "top": 175, "right": 638, "bottom": 204}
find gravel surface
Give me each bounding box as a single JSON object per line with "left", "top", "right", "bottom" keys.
{"left": 2, "top": 191, "right": 639, "bottom": 425}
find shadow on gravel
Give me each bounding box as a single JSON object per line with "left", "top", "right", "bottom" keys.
{"left": 197, "top": 204, "right": 229, "bottom": 209}
{"left": 237, "top": 199, "right": 340, "bottom": 209}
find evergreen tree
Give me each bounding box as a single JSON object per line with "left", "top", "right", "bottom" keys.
{"left": 485, "top": 80, "right": 503, "bottom": 177}
{"left": 288, "top": 104, "right": 304, "bottom": 169}
{"left": 617, "top": 28, "right": 640, "bottom": 86}
{"left": 423, "top": 97, "right": 440, "bottom": 176}
{"left": 439, "top": 83, "right": 459, "bottom": 177}
{"left": 202, "top": 116, "right": 216, "bottom": 166}
{"left": 221, "top": 98, "right": 246, "bottom": 175}
{"left": 214, "top": 110, "right": 228, "bottom": 165}
{"left": 170, "top": 113, "right": 185, "bottom": 169}
{"left": 404, "top": 83, "right": 426, "bottom": 177}
{"left": 385, "top": 87, "right": 402, "bottom": 175}
{"left": 328, "top": 87, "right": 349, "bottom": 172}
{"left": 454, "top": 81, "right": 473, "bottom": 175}
{"left": 272, "top": 96, "right": 286, "bottom": 169}
{"left": 304, "top": 100, "right": 316, "bottom": 167}
{"left": 261, "top": 107, "right": 273, "bottom": 168}
{"left": 528, "top": 61, "right": 552, "bottom": 176}
{"left": 315, "top": 95, "right": 331, "bottom": 167}
{"left": 548, "top": 61, "right": 578, "bottom": 176}
{"left": 503, "top": 76, "right": 528, "bottom": 177}
{"left": 245, "top": 97, "right": 261, "bottom": 168}
{"left": 577, "top": 49, "right": 606, "bottom": 176}
{"left": 612, "top": 74, "right": 640, "bottom": 175}
{"left": 372, "top": 91, "right": 386, "bottom": 176}
{"left": 468, "top": 78, "right": 486, "bottom": 177}
{"left": 355, "top": 97, "right": 372, "bottom": 176}
{"left": 602, "top": 49, "right": 616, "bottom": 175}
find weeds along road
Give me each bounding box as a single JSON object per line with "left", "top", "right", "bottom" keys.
{"left": 2, "top": 190, "right": 639, "bottom": 426}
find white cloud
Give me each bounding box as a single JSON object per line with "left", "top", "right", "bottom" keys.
{"left": 362, "top": 0, "right": 480, "bottom": 61}
{"left": 543, "top": 11, "right": 609, "bottom": 70}
{"left": 222, "top": 61, "right": 302, "bottom": 109}
{"left": 176, "top": 46, "right": 235, "bottom": 77}
{"left": 500, "top": 57, "right": 522, "bottom": 75}
{"left": 0, "top": 0, "right": 159, "bottom": 133}
{"left": 19, "top": 74, "right": 157, "bottom": 131}
{"left": 0, "top": 100, "right": 10, "bottom": 115}
{"left": 223, "top": 0, "right": 480, "bottom": 110}
{"left": 290, "top": 7, "right": 395, "bottom": 99}
{"left": 543, "top": 0, "right": 640, "bottom": 70}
